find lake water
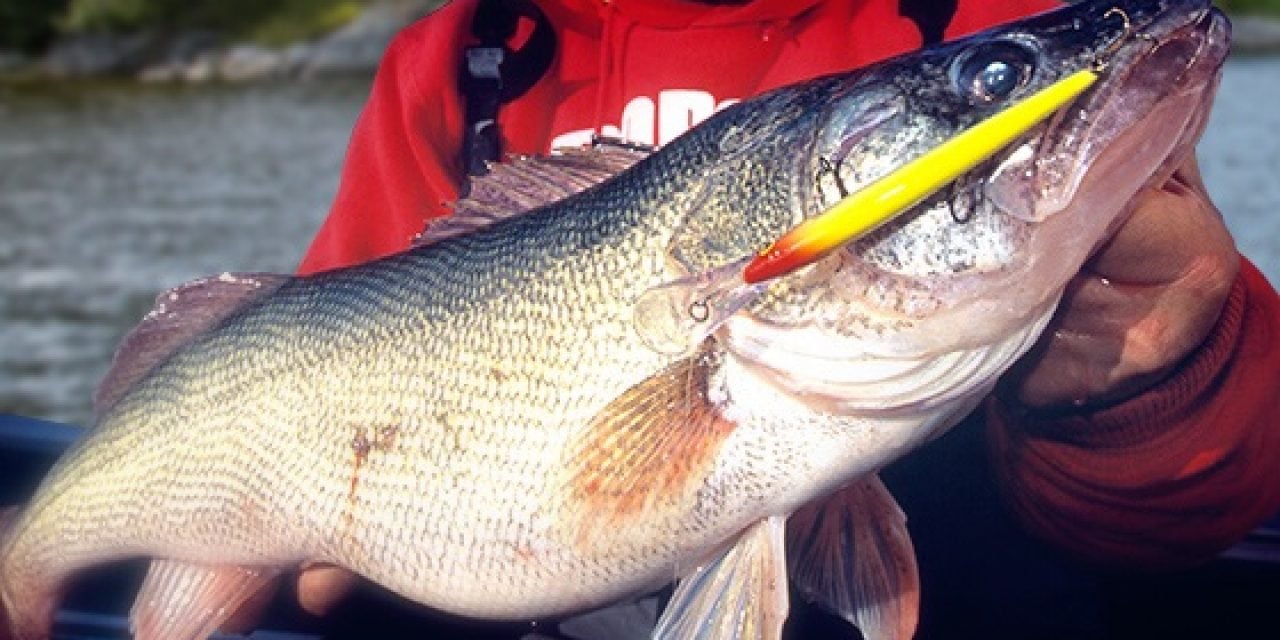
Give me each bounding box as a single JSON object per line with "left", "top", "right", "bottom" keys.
{"left": 0, "top": 79, "right": 368, "bottom": 424}
{"left": 2, "top": 57, "right": 1279, "bottom": 427}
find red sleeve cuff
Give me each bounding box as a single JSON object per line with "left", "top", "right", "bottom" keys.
{"left": 987, "top": 258, "right": 1280, "bottom": 568}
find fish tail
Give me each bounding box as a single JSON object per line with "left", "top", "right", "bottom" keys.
{"left": 0, "top": 505, "right": 19, "bottom": 640}
{"left": 0, "top": 506, "right": 56, "bottom": 640}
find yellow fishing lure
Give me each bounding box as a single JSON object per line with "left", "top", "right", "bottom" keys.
{"left": 634, "top": 67, "right": 1100, "bottom": 354}
{"left": 743, "top": 68, "right": 1099, "bottom": 283}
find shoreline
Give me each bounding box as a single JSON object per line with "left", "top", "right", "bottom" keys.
{"left": 0, "top": 0, "right": 436, "bottom": 84}
{"left": 2, "top": 9, "right": 1280, "bottom": 86}
{"left": 1231, "top": 15, "right": 1280, "bottom": 54}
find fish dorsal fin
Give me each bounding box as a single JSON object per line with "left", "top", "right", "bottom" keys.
{"left": 94, "top": 272, "right": 288, "bottom": 417}
{"left": 787, "top": 476, "right": 920, "bottom": 640}
{"left": 562, "top": 347, "right": 736, "bottom": 548}
{"left": 415, "top": 144, "right": 649, "bottom": 246}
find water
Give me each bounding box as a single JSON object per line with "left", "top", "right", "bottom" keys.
{"left": 1198, "top": 56, "right": 1280, "bottom": 278}
{"left": 2, "top": 57, "right": 1279, "bottom": 428}
{"left": 1, "top": 79, "right": 369, "bottom": 425}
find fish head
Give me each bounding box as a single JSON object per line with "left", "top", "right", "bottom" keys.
{"left": 722, "top": 0, "right": 1230, "bottom": 414}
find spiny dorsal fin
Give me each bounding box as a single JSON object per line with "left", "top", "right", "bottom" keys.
{"left": 93, "top": 272, "right": 288, "bottom": 417}
{"left": 415, "top": 144, "right": 649, "bottom": 246}
{"left": 562, "top": 346, "right": 736, "bottom": 549}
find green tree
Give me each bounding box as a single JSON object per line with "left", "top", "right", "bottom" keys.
{"left": 57, "top": 0, "right": 369, "bottom": 44}
{"left": 1217, "top": 0, "right": 1280, "bottom": 16}
{"left": 0, "top": 0, "right": 71, "bottom": 52}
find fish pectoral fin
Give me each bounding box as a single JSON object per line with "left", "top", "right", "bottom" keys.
{"left": 565, "top": 349, "right": 736, "bottom": 544}
{"left": 786, "top": 475, "right": 919, "bottom": 640}
{"left": 129, "top": 559, "right": 280, "bottom": 640}
{"left": 653, "top": 515, "right": 790, "bottom": 640}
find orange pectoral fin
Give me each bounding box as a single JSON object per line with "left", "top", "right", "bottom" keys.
{"left": 563, "top": 348, "right": 737, "bottom": 547}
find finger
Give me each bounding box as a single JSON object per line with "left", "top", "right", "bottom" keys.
{"left": 1088, "top": 155, "right": 1233, "bottom": 285}
{"left": 297, "top": 563, "right": 361, "bottom": 617}
{"left": 1006, "top": 155, "right": 1238, "bottom": 409}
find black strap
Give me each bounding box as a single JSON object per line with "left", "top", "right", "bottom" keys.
{"left": 899, "top": 0, "right": 958, "bottom": 46}
{"left": 460, "top": 0, "right": 557, "bottom": 177}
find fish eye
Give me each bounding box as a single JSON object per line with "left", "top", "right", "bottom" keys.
{"left": 953, "top": 41, "right": 1037, "bottom": 103}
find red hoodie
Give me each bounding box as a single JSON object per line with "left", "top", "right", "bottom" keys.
{"left": 297, "top": 0, "right": 1280, "bottom": 568}
{"left": 298, "top": 0, "right": 1060, "bottom": 273}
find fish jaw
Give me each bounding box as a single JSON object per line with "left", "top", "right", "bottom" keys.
{"left": 722, "top": 301, "right": 1056, "bottom": 420}
{"left": 994, "top": 0, "right": 1230, "bottom": 223}
{"left": 701, "top": 0, "right": 1228, "bottom": 523}
{"left": 941, "top": 1, "right": 1230, "bottom": 348}
{"left": 730, "top": 0, "right": 1229, "bottom": 364}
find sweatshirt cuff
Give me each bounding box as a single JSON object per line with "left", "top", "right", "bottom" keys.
{"left": 985, "top": 259, "right": 1280, "bottom": 567}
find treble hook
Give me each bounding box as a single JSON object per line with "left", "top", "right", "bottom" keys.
{"left": 1092, "top": 7, "right": 1132, "bottom": 72}
{"left": 1093, "top": 7, "right": 1162, "bottom": 71}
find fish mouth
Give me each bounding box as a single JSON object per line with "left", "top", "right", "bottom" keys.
{"left": 842, "top": 2, "right": 1230, "bottom": 320}
{"left": 994, "top": 1, "right": 1231, "bottom": 222}
{"left": 721, "top": 2, "right": 1232, "bottom": 410}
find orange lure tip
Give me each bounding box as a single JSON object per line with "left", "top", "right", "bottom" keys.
{"left": 742, "top": 229, "right": 825, "bottom": 284}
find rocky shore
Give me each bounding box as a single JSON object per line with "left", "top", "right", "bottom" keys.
{"left": 2, "top": 5, "right": 1279, "bottom": 84}
{"left": 1232, "top": 15, "right": 1280, "bottom": 53}
{"left": 0, "top": 0, "right": 437, "bottom": 83}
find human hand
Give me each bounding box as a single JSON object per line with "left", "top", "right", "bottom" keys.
{"left": 1001, "top": 154, "right": 1239, "bottom": 410}
{"left": 221, "top": 564, "right": 359, "bottom": 633}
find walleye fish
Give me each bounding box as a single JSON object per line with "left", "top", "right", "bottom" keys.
{"left": 0, "top": 0, "right": 1229, "bottom": 638}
